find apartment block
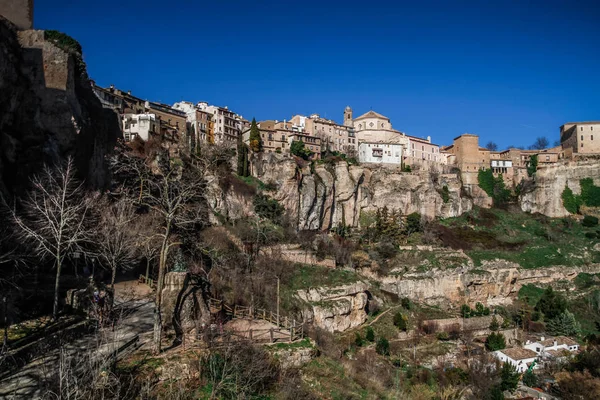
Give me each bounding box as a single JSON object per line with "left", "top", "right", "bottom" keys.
{"left": 560, "top": 121, "right": 600, "bottom": 156}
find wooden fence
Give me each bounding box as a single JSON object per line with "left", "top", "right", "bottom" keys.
{"left": 207, "top": 298, "right": 304, "bottom": 343}
{"left": 139, "top": 274, "right": 156, "bottom": 289}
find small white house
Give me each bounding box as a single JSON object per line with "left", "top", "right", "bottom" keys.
{"left": 524, "top": 336, "right": 579, "bottom": 359}
{"left": 494, "top": 347, "right": 538, "bottom": 373}
{"left": 358, "top": 142, "right": 403, "bottom": 164}
{"left": 123, "top": 113, "right": 158, "bottom": 142}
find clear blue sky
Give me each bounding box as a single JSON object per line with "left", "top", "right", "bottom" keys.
{"left": 35, "top": 0, "right": 600, "bottom": 148}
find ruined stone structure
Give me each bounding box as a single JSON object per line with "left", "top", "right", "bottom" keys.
{"left": 0, "top": 0, "right": 33, "bottom": 30}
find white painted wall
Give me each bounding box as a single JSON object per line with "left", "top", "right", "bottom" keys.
{"left": 358, "top": 142, "right": 403, "bottom": 164}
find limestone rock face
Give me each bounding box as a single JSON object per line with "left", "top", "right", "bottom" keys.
{"left": 296, "top": 282, "right": 369, "bottom": 332}
{"left": 0, "top": 19, "right": 120, "bottom": 195}
{"left": 520, "top": 160, "right": 600, "bottom": 217}
{"left": 161, "top": 272, "right": 210, "bottom": 332}
{"left": 378, "top": 261, "right": 600, "bottom": 307}
{"left": 249, "top": 153, "right": 472, "bottom": 230}
{"left": 272, "top": 346, "right": 316, "bottom": 369}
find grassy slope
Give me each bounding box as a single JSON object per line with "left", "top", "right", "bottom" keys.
{"left": 439, "top": 207, "right": 600, "bottom": 269}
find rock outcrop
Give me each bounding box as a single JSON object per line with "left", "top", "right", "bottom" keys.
{"left": 161, "top": 272, "right": 211, "bottom": 333}
{"left": 520, "top": 160, "right": 600, "bottom": 217}
{"left": 296, "top": 282, "right": 369, "bottom": 332}
{"left": 376, "top": 260, "right": 600, "bottom": 307}
{"left": 244, "top": 153, "right": 472, "bottom": 230}
{"left": 0, "top": 18, "right": 120, "bottom": 195}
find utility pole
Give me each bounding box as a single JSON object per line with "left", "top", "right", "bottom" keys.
{"left": 277, "top": 277, "right": 280, "bottom": 327}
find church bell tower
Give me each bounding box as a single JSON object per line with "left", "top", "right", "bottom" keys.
{"left": 344, "top": 106, "right": 353, "bottom": 127}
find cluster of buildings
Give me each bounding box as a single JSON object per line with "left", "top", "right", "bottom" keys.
{"left": 494, "top": 336, "right": 580, "bottom": 373}
{"left": 91, "top": 83, "right": 599, "bottom": 187}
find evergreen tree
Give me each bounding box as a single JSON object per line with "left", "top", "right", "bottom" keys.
{"left": 522, "top": 370, "right": 538, "bottom": 387}
{"left": 485, "top": 332, "right": 506, "bottom": 351}
{"left": 499, "top": 362, "right": 520, "bottom": 392}
{"left": 394, "top": 312, "right": 408, "bottom": 331}
{"left": 376, "top": 337, "right": 390, "bottom": 356}
{"left": 237, "top": 134, "right": 249, "bottom": 177}
{"left": 365, "top": 326, "right": 375, "bottom": 342}
{"left": 535, "top": 287, "right": 567, "bottom": 320}
{"left": 290, "top": 140, "right": 312, "bottom": 160}
{"left": 249, "top": 118, "right": 263, "bottom": 152}
{"left": 547, "top": 310, "right": 581, "bottom": 336}
{"left": 489, "top": 316, "right": 500, "bottom": 332}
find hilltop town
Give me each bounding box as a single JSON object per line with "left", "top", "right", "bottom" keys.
{"left": 1, "top": 3, "right": 600, "bottom": 400}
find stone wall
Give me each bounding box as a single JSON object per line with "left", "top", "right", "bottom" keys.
{"left": 260, "top": 244, "right": 336, "bottom": 268}
{"left": 0, "top": 0, "right": 33, "bottom": 30}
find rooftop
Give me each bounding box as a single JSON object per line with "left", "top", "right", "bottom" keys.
{"left": 541, "top": 336, "right": 578, "bottom": 347}
{"left": 499, "top": 347, "right": 538, "bottom": 360}
{"left": 354, "top": 110, "right": 390, "bottom": 121}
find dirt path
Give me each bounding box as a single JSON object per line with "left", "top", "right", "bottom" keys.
{"left": 0, "top": 281, "right": 155, "bottom": 399}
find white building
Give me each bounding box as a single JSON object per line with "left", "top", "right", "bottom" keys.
{"left": 122, "top": 113, "right": 158, "bottom": 141}
{"left": 358, "top": 142, "right": 404, "bottom": 165}
{"left": 494, "top": 347, "right": 539, "bottom": 373}
{"left": 524, "top": 336, "right": 580, "bottom": 359}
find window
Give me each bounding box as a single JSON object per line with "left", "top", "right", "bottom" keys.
{"left": 581, "top": 127, "right": 584, "bottom": 131}
{"left": 581, "top": 135, "right": 584, "bottom": 140}
{"left": 592, "top": 135, "right": 594, "bottom": 140}
{"left": 369, "top": 122, "right": 374, "bottom": 127}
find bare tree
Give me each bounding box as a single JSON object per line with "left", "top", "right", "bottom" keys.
{"left": 485, "top": 141, "right": 498, "bottom": 151}
{"left": 529, "top": 136, "right": 549, "bottom": 150}
{"left": 10, "top": 158, "right": 91, "bottom": 321}
{"left": 143, "top": 163, "right": 207, "bottom": 354}
{"left": 95, "top": 198, "right": 139, "bottom": 293}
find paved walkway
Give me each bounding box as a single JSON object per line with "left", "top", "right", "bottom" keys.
{"left": 0, "top": 282, "right": 154, "bottom": 399}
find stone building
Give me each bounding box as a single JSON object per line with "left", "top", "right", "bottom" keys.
{"left": 145, "top": 101, "right": 187, "bottom": 141}
{"left": 0, "top": 0, "right": 34, "bottom": 30}
{"left": 197, "top": 102, "right": 242, "bottom": 145}
{"left": 289, "top": 113, "right": 357, "bottom": 155}
{"left": 560, "top": 121, "right": 600, "bottom": 157}
{"left": 358, "top": 142, "right": 403, "bottom": 165}
{"left": 173, "top": 101, "right": 214, "bottom": 147}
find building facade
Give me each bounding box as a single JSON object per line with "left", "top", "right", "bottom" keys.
{"left": 358, "top": 142, "right": 403, "bottom": 164}
{"left": 197, "top": 102, "right": 242, "bottom": 145}
{"left": 560, "top": 121, "right": 600, "bottom": 156}
{"left": 122, "top": 113, "right": 158, "bottom": 141}
{"left": 0, "top": 0, "right": 34, "bottom": 30}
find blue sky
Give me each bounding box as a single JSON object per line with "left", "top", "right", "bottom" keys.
{"left": 35, "top": 0, "right": 600, "bottom": 148}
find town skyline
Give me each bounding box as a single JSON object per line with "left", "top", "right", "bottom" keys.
{"left": 35, "top": 0, "right": 600, "bottom": 149}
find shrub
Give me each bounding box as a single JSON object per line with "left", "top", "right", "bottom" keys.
{"left": 401, "top": 297, "right": 412, "bottom": 310}
{"left": 436, "top": 331, "right": 450, "bottom": 341}
{"left": 535, "top": 287, "right": 567, "bottom": 320}
{"left": 441, "top": 185, "right": 450, "bottom": 203}
{"left": 253, "top": 194, "right": 284, "bottom": 224}
{"left": 354, "top": 332, "right": 364, "bottom": 347}
{"left": 583, "top": 215, "right": 599, "bottom": 227}
{"left": 290, "top": 140, "right": 312, "bottom": 160}
{"left": 461, "top": 304, "right": 471, "bottom": 318}
{"left": 526, "top": 154, "right": 538, "bottom": 177}
{"left": 405, "top": 212, "right": 422, "bottom": 235}
{"left": 402, "top": 164, "right": 412, "bottom": 172}
{"left": 581, "top": 178, "right": 600, "bottom": 207}
{"left": 393, "top": 312, "right": 408, "bottom": 331}
{"left": 562, "top": 186, "right": 582, "bottom": 214}
{"left": 375, "top": 338, "right": 390, "bottom": 356}
{"left": 478, "top": 168, "right": 511, "bottom": 206}
{"left": 489, "top": 316, "right": 499, "bottom": 332}
{"left": 499, "top": 362, "right": 520, "bottom": 392}
{"left": 485, "top": 332, "right": 506, "bottom": 351}
{"left": 365, "top": 326, "right": 375, "bottom": 342}
{"left": 523, "top": 369, "right": 538, "bottom": 388}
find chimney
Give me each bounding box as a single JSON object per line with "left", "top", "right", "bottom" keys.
{"left": 127, "top": 90, "right": 131, "bottom": 95}
{"left": 541, "top": 336, "right": 545, "bottom": 342}
{"left": 110, "top": 84, "right": 114, "bottom": 90}
{"left": 554, "top": 340, "right": 558, "bottom": 347}
{"left": 427, "top": 135, "right": 431, "bottom": 143}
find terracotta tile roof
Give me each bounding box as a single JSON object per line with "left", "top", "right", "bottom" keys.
{"left": 541, "top": 336, "right": 578, "bottom": 347}
{"left": 500, "top": 347, "right": 538, "bottom": 360}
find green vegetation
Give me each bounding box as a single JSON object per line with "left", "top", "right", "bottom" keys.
{"left": 485, "top": 332, "right": 506, "bottom": 351}
{"left": 253, "top": 193, "right": 284, "bottom": 223}
{"left": 248, "top": 118, "right": 263, "bottom": 152}
{"left": 441, "top": 185, "right": 450, "bottom": 203}
{"left": 546, "top": 310, "right": 581, "bottom": 336}
{"left": 535, "top": 287, "right": 567, "bottom": 320}
{"left": 237, "top": 175, "right": 276, "bottom": 191}
{"left": 526, "top": 154, "right": 538, "bottom": 177}
{"left": 290, "top": 140, "right": 312, "bottom": 160}
{"left": 583, "top": 215, "right": 599, "bottom": 227}
{"left": 499, "top": 363, "right": 520, "bottom": 393}
{"left": 518, "top": 284, "right": 545, "bottom": 306}
{"left": 393, "top": 312, "right": 408, "bottom": 331}
{"left": 272, "top": 337, "right": 313, "bottom": 350}
{"left": 477, "top": 168, "right": 511, "bottom": 206}
{"left": 375, "top": 337, "right": 390, "bottom": 356}
{"left": 489, "top": 316, "right": 500, "bottom": 332}
{"left": 562, "top": 178, "right": 600, "bottom": 214}
{"left": 522, "top": 369, "right": 538, "bottom": 388}
{"left": 236, "top": 139, "right": 249, "bottom": 177}
{"left": 365, "top": 326, "right": 375, "bottom": 342}
{"left": 440, "top": 207, "right": 599, "bottom": 269}
{"left": 460, "top": 302, "right": 490, "bottom": 318}
{"left": 44, "top": 30, "right": 88, "bottom": 79}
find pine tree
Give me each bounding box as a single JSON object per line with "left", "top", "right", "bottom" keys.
{"left": 249, "top": 118, "right": 262, "bottom": 152}
{"left": 499, "top": 362, "right": 520, "bottom": 392}
{"left": 489, "top": 316, "right": 500, "bottom": 332}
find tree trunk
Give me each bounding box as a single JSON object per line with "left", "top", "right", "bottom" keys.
{"left": 145, "top": 257, "right": 151, "bottom": 282}
{"left": 111, "top": 262, "right": 117, "bottom": 292}
{"left": 53, "top": 261, "right": 62, "bottom": 321}
{"left": 153, "top": 236, "right": 169, "bottom": 354}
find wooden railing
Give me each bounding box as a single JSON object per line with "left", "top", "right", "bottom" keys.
{"left": 207, "top": 298, "right": 304, "bottom": 343}
{"left": 139, "top": 274, "right": 156, "bottom": 289}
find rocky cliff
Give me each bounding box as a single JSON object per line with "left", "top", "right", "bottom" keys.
{"left": 0, "top": 18, "right": 120, "bottom": 195}
{"left": 520, "top": 159, "right": 600, "bottom": 217}
{"left": 243, "top": 153, "right": 472, "bottom": 230}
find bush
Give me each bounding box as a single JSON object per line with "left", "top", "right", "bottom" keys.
{"left": 522, "top": 369, "right": 538, "bottom": 387}
{"left": 527, "top": 154, "right": 538, "bottom": 177}
{"left": 436, "top": 331, "right": 450, "bottom": 341}
{"left": 441, "top": 185, "right": 450, "bottom": 203}
{"left": 461, "top": 304, "right": 471, "bottom": 318}
{"left": 535, "top": 287, "right": 567, "bottom": 320}
{"left": 489, "top": 316, "right": 499, "bottom": 332}
{"left": 354, "top": 332, "right": 364, "bottom": 347}
{"left": 562, "top": 186, "right": 582, "bottom": 214}
{"left": 365, "top": 326, "right": 375, "bottom": 342}
{"left": 401, "top": 297, "right": 412, "bottom": 310}
{"left": 405, "top": 212, "right": 422, "bottom": 235}
{"left": 290, "top": 140, "right": 313, "bottom": 160}
{"left": 583, "top": 215, "right": 599, "bottom": 227}
{"left": 478, "top": 168, "right": 511, "bottom": 206}
{"left": 375, "top": 338, "right": 390, "bottom": 356}
{"left": 393, "top": 312, "right": 408, "bottom": 331}
{"left": 253, "top": 194, "right": 284, "bottom": 224}
{"left": 581, "top": 178, "right": 600, "bottom": 207}
{"left": 485, "top": 332, "right": 506, "bottom": 351}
